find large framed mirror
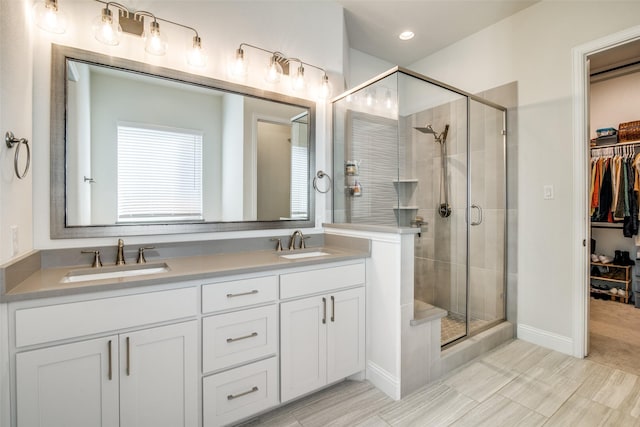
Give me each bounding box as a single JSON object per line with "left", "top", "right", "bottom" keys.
{"left": 50, "top": 45, "right": 316, "bottom": 238}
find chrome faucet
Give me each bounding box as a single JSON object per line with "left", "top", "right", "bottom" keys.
{"left": 288, "top": 230, "right": 304, "bottom": 250}
{"left": 116, "top": 238, "right": 126, "bottom": 265}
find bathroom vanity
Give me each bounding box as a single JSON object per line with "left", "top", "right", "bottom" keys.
{"left": 0, "top": 236, "right": 368, "bottom": 427}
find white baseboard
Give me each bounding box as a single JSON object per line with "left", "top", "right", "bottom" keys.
{"left": 517, "top": 323, "right": 573, "bottom": 355}
{"left": 366, "top": 360, "right": 400, "bottom": 400}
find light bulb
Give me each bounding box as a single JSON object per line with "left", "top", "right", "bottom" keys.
{"left": 33, "top": 0, "right": 67, "bottom": 34}
{"left": 229, "top": 47, "right": 248, "bottom": 78}
{"left": 92, "top": 7, "right": 121, "bottom": 46}
{"left": 291, "top": 64, "right": 306, "bottom": 92}
{"left": 385, "top": 90, "right": 392, "bottom": 109}
{"left": 264, "top": 55, "right": 283, "bottom": 84}
{"left": 144, "top": 21, "right": 167, "bottom": 56}
{"left": 187, "top": 35, "right": 207, "bottom": 68}
{"left": 318, "top": 74, "right": 332, "bottom": 100}
{"left": 365, "top": 90, "right": 374, "bottom": 107}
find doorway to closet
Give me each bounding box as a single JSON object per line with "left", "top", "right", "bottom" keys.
{"left": 586, "top": 38, "right": 640, "bottom": 374}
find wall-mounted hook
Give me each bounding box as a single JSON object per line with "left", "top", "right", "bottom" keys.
{"left": 5, "top": 131, "right": 30, "bottom": 179}
{"left": 84, "top": 176, "right": 96, "bottom": 183}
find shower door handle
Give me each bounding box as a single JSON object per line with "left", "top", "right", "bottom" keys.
{"left": 471, "top": 204, "right": 483, "bottom": 226}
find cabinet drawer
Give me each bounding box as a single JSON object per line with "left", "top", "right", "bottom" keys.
{"left": 203, "top": 357, "right": 278, "bottom": 427}
{"left": 15, "top": 287, "right": 197, "bottom": 348}
{"left": 202, "top": 305, "right": 277, "bottom": 373}
{"left": 280, "top": 262, "right": 365, "bottom": 299}
{"left": 202, "top": 275, "right": 277, "bottom": 313}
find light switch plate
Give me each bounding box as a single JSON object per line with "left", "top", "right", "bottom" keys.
{"left": 543, "top": 185, "right": 554, "bottom": 200}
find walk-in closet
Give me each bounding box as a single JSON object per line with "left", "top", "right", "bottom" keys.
{"left": 588, "top": 39, "right": 640, "bottom": 374}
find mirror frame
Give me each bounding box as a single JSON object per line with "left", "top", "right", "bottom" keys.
{"left": 50, "top": 44, "right": 316, "bottom": 238}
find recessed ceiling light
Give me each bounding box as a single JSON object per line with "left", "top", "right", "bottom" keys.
{"left": 399, "top": 31, "right": 414, "bottom": 41}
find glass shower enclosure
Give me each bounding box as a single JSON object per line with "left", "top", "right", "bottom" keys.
{"left": 332, "top": 68, "right": 507, "bottom": 346}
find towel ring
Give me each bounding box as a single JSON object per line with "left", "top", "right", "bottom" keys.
{"left": 313, "top": 170, "right": 332, "bottom": 194}
{"left": 5, "top": 131, "right": 30, "bottom": 179}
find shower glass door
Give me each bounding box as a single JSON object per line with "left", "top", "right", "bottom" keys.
{"left": 468, "top": 99, "right": 507, "bottom": 335}
{"left": 401, "top": 72, "right": 470, "bottom": 346}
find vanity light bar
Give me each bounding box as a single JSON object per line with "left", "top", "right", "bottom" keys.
{"left": 34, "top": 0, "right": 207, "bottom": 68}
{"left": 231, "top": 43, "right": 332, "bottom": 100}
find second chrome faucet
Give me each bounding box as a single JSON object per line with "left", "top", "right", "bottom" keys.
{"left": 288, "top": 230, "right": 309, "bottom": 250}
{"left": 116, "top": 238, "right": 126, "bottom": 265}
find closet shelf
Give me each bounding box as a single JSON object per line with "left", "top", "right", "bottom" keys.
{"left": 590, "top": 139, "right": 640, "bottom": 149}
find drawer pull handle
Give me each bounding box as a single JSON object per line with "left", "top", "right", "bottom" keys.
{"left": 226, "top": 332, "right": 258, "bottom": 343}
{"left": 126, "top": 336, "right": 131, "bottom": 376}
{"left": 226, "top": 290, "right": 259, "bottom": 298}
{"left": 322, "top": 297, "right": 327, "bottom": 324}
{"left": 107, "top": 340, "right": 113, "bottom": 381}
{"left": 227, "top": 386, "right": 259, "bottom": 400}
{"left": 331, "top": 296, "right": 335, "bottom": 322}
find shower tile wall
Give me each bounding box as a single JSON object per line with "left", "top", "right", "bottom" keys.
{"left": 409, "top": 98, "right": 505, "bottom": 324}
{"left": 407, "top": 98, "right": 466, "bottom": 315}
{"left": 347, "top": 112, "right": 398, "bottom": 226}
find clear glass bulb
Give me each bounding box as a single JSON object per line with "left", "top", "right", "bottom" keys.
{"left": 187, "top": 36, "right": 207, "bottom": 68}
{"left": 33, "top": 0, "right": 67, "bottom": 34}
{"left": 264, "top": 56, "right": 283, "bottom": 84}
{"left": 92, "top": 8, "right": 121, "bottom": 46}
{"left": 229, "top": 48, "right": 248, "bottom": 78}
{"left": 144, "top": 21, "right": 167, "bottom": 56}
{"left": 384, "top": 90, "right": 393, "bottom": 109}
{"left": 291, "top": 64, "right": 306, "bottom": 92}
{"left": 318, "top": 74, "right": 332, "bottom": 100}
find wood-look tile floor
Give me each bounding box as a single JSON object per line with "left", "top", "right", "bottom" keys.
{"left": 239, "top": 339, "right": 640, "bottom": 426}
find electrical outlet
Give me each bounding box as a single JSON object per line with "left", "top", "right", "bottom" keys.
{"left": 10, "top": 225, "right": 18, "bottom": 257}
{"left": 543, "top": 185, "right": 554, "bottom": 200}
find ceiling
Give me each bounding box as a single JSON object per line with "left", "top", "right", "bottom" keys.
{"left": 337, "top": 0, "right": 540, "bottom": 66}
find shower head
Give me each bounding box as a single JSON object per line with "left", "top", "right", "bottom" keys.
{"left": 414, "top": 123, "right": 449, "bottom": 144}
{"left": 414, "top": 124, "right": 437, "bottom": 135}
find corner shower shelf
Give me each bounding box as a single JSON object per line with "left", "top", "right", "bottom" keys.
{"left": 393, "top": 206, "right": 419, "bottom": 210}
{"left": 590, "top": 261, "right": 631, "bottom": 303}
{"left": 392, "top": 179, "right": 418, "bottom": 184}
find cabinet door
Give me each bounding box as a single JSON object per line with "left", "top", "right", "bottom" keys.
{"left": 120, "top": 321, "right": 198, "bottom": 427}
{"left": 16, "top": 336, "right": 119, "bottom": 427}
{"left": 327, "top": 287, "right": 366, "bottom": 383}
{"left": 280, "top": 296, "right": 327, "bottom": 402}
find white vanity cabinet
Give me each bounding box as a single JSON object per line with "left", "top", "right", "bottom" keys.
{"left": 201, "top": 275, "right": 279, "bottom": 427}
{"left": 280, "top": 264, "right": 366, "bottom": 402}
{"left": 12, "top": 287, "right": 198, "bottom": 427}
{"left": 119, "top": 321, "right": 198, "bottom": 427}
{"left": 16, "top": 321, "right": 197, "bottom": 427}
{"left": 16, "top": 335, "right": 120, "bottom": 427}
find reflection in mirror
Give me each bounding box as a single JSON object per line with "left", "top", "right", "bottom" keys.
{"left": 51, "top": 45, "right": 316, "bottom": 238}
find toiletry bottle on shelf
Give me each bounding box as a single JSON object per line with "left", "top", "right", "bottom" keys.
{"left": 352, "top": 180, "right": 362, "bottom": 197}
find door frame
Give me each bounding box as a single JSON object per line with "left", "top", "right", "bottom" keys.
{"left": 571, "top": 25, "right": 640, "bottom": 358}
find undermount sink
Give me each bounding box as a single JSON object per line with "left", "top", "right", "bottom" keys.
{"left": 280, "top": 251, "right": 330, "bottom": 260}
{"left": 61, "top": 262, "right": 170, "bottom": 283}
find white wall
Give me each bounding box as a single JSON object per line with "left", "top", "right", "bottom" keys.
{"left": 0, "top": 0, "right": 33, "bottom": 264}
{"left": 590, "top": 71, "right": 640, "bottom": 138}
{"left": 347, "top": 48, "right": 394, "bottom": 89}
{"left": 28, "top": 1, "right": 344, "bottom": 249}
{"left": 407, "top": 1, "right": 640, "bottom": 353}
